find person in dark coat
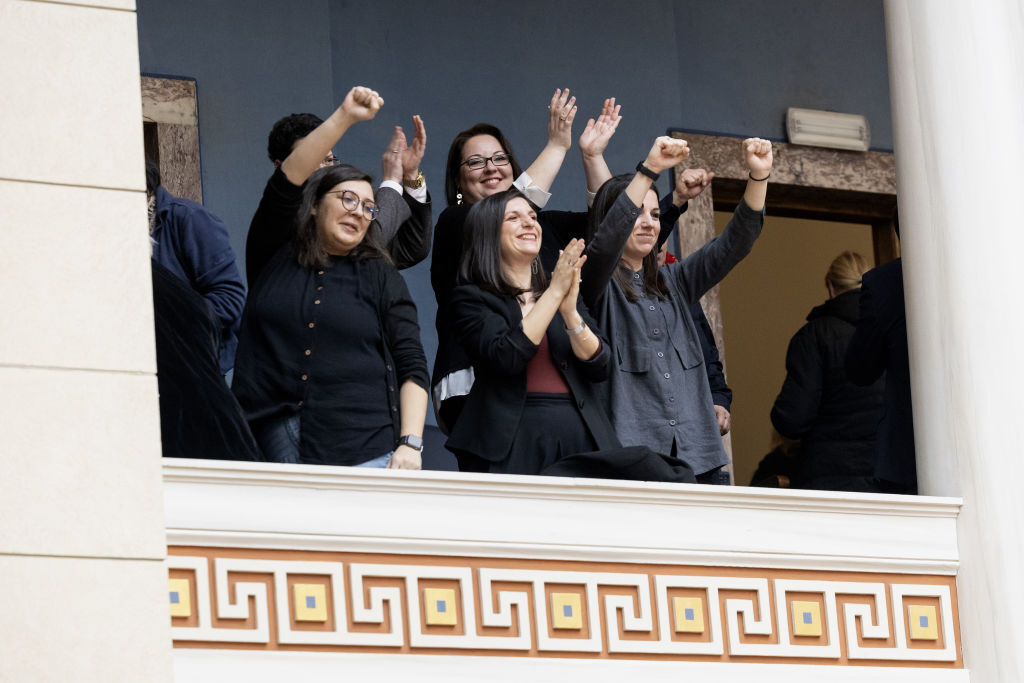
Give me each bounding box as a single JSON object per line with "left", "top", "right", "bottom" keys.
{"left": 845, "top": 256, "right": 917, "bottom": 494}
{"left": 151, "top": 259, "right": 260, "bottom": 461}
{"left": 771, "top": 251, "right": 884, "bottom": 491}
{"left": 445, "top": 189, "right": 615, "bottom": 475}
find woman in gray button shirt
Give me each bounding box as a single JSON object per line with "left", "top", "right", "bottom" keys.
{"left": 581, "top": 136, "right": 773, "bottom": 484}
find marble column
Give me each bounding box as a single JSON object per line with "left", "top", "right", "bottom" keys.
{"left": 0, "top": 0, "right": 172, "bottom": 680}
{"left": 885, "top": 1, "right": 1024, "bottom": 680}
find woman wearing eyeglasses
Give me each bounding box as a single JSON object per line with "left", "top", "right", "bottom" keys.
{"left": 233, "top": 163, "right": 429, "bottom": 469}
{"left": 430, "top": 91, "right": 634, "bottom": 434}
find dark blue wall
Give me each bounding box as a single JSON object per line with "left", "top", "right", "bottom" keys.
{"left": 137, "top": 0, "right": 891, "bottom": 426}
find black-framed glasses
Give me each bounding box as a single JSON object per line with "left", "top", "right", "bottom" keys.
{"left": 325, "top": 190, "right": 379, "bottom": 220}
{"left": 461, "top": 152, "right": 510, "bottom": 171}
{"left": 320, "top": 153, "right": 339, "bottom": 168}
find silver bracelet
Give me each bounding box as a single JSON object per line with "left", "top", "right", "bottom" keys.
{"left": 564, "top": 321, "right": 586, "bottom": 336}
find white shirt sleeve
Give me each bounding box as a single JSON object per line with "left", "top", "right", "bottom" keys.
{"left": 511, "top": 172, "right": 552, "bottom": 209}
{"left": 379, "top": 179, "right": 428, "bottom": 203}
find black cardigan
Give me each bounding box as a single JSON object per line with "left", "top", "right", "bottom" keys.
{"left": 444, "top": 284, "right": 618, "bottom": 462}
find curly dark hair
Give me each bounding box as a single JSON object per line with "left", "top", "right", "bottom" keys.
{"left": 444, "top": 123, "right": 524, "bottom": 206}
{"left": 587, "top": 174, "right": 670, "bottom": 303}
{"left": 294, "top": 164, "right": 391, "bottom": 270}
{"left": 459, "top": 189, "right": 547, "bottom": 298}
{"left": 267, "top": 113, "right": 324, "bottom": 164}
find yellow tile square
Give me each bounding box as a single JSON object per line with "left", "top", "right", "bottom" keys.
{"left": 424, "top": 588, "right": 458, "bottom": 626}
{"left": 908, "top": 605, "right": 939, "bottom": 640}
{"left": 294, "top": 583, "right": 328, "bottom": 622}
{"left": 168, "top": 578, "right": 191, "bottom": 618}
{"left": 791, "top": 600, "right": 822, "bottom": 637}
{"left": 551, "top": 593, "right": 583, "bottom": 630}
{"left": 672, "top": 596, "right": 705, "bottom": 633}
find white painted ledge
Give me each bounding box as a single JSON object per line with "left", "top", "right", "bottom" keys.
{"left": 174, "top": 650, "right": 970, "bottom": 683}
{"left": 163, "top": 459, "right": 961, "bottom": 574}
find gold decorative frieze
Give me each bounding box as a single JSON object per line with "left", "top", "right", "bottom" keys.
{"left": 167, "top": 547, "right": 961, "bottom": 667}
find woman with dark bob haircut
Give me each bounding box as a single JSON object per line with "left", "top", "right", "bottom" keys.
{"left": 233, "top": 163, "right": 430, "bottom": 468}
{"left": 582, "top": 135, "right": 773, "bottom": 484}
{"left": 444, "top": 188, "right": 619, "bottom": 474}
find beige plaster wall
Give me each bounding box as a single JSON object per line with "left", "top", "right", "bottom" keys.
{"left": 0, "top": 0, "right": 172, "bottom": 679}
{"left": 714, "top": 213, "right": 874, "bottom": 487}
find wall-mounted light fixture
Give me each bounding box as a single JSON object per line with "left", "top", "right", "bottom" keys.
{"left": 786, "top": 107, "right": 870, "bottom": 151}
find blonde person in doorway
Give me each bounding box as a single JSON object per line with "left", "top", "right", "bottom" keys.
{"left": 771, "top": 251, "right": 884, "bottom": 491}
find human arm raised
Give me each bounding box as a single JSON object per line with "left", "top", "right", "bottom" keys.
{"left": 661, "top": 137, "right": 771, "bottom": 303}
{"left": 520, "top": 88, "right": 578, "bottom": 193}
{"left": 742, "top": 137, "right": 773, "bottom": 211}
{"left": 578, "top": 136, "right": 690, "bottom": 309}
{"left": 377, "top": 115, "right": 431, "bottom": 268}
{"left": 280, "top": 86, "right": 383, "bottom": 186}
{"left": 579, "top": 98, "right": 622, "bottom": 196}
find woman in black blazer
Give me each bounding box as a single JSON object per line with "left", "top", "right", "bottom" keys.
{"left": 445, "top": 189, "right": 618, "bottom": 474}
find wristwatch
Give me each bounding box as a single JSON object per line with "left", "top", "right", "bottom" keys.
{"left": 397, "top": 434, "right": 424, "bottom": 452}
{"left": 403, "top": 170, "right": 426, "bottom": 189}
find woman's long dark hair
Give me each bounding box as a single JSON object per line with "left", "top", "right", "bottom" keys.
{"left": 295, "top": 164, "right": 391, "bottom": 270}
{"left": 459, "top": 189, "right": 548, "bottom": 297}
{"left": 444, "top": 123, "right": 524, "bottom": 206}
{"left": 587, "top": 174, "right": 670, "bottom": 303}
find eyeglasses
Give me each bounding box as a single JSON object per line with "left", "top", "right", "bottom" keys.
{"left": 319, "top": 153, "right": 339, "bottom": 168}
{"left": 461, "top": 152, "right": 510, "bottom": 171}
{"left": 325, "top": 190, "right": 379, "bottom": 220}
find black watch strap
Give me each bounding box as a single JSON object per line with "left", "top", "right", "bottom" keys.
{"left": 635, "top": 161, "right": 660, "bottom": 181}
{"left": 397, "top": 434, "right": 424, "bottom": 452}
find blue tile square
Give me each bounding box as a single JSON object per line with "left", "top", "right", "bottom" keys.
{"left": 563, "top": 605, "right": 573, "bottom": 618}
{"left": 920, "top": 615, "right": 928, "bottom": 628}
{"left": 803, "top": 611, "right": 813, "bottom": 624}
{"left": 684, "top": 608, "right": 695, "bottom": 621}
{"left": 437, "top": 600, "right": 447, "bottom": 613}
{"left": 169, "top": 591, "right": 180, "bottom": 604}
{"left": 306, "top": 596, "right": 316, "bottom": 609}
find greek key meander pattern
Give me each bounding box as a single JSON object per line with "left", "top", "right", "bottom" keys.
{"left": 167, "top": 552, "right": 959, "bottom": 665}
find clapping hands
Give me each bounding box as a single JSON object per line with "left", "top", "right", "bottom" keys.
{"left": 552, "top": 238, "right": 587, "bottom": 304}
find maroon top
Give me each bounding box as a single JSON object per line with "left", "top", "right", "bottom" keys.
{"left": 525, "top": 333, "right": 571, "bottom": 394}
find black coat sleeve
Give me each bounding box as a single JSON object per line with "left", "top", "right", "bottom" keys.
{"left": 246, "top": 168, "right": 302, "bottom": 286}
{"left": 379, "top": 264, "right": 430, "bottom": 391}
{"left": 376, "top": 187, "right": 433, "bottom": 270}
{"left": 430, "top": 204, "right": 472, "bottom": 308}
{"left": 449, "top": 285, "right": 539, "bottom": 377}
{"left": 845, "top": 269, "right": 888, "bottom": 386}
{"left": 770, "top": 323, "right": 823, "bottom": 438}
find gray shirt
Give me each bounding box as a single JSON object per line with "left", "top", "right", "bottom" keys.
{"left": 582, "top": 192, "right": 764, "bottom": 474}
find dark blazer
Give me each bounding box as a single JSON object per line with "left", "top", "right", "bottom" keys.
{"left": 444, "top": 284, "right": 618, "bottom": 462}
{"left": 845, "top": 258, "right": 917, "bottom": 489}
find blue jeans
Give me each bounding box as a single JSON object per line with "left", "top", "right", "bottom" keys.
{"left": 354, "top": 451, "right": 392, "bottom": 468}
